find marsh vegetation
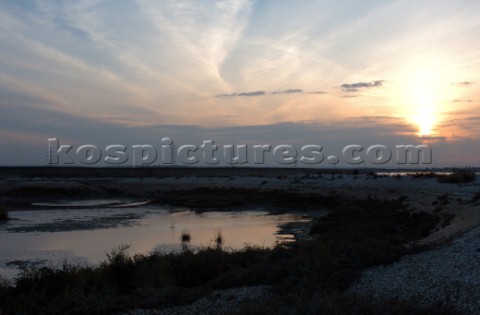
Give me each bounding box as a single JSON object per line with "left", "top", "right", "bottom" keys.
{"left": 0, "top": 207, "right": 8, "bottom": 221}
{"left": 0, "top": 197, "right": 452, "bottom": 315}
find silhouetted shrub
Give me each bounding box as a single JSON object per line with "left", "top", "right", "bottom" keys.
{"left": 157, "top": 187, "right": 340, "bottom": 211}
{"left": 0, "top": 198, "right": 442, "bottom": 315}
{"left": 0, "top": 207, "right": 8, "bottom": 221}
{"left": 437, "top": 167, "right": 476, "bottom": 183}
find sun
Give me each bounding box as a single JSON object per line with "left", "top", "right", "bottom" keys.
{"left": 411, "top": 89, "right": 437, "bottom": 136}
{"left": 392, "top": 55, "right": 459, "bottom": 137}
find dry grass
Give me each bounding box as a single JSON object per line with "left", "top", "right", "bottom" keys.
{"left": 0, "top": 197, "right": 444, "bottom": 315}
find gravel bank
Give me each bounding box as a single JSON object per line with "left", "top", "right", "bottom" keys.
{"left": 119, "top": 286, "right": 272, "bottom": 315}
{"left": 350, "top": 226, "right": 480, "bottom": 314}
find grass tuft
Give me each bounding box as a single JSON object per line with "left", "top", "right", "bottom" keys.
{"left": 181, "top": 230, "right": 192, "bottom": 251}
{"left": 181, "top": 231, "right": 191, "bottom": 243}
{"left": 214, "top": 231, "right": 223, "bottom": 250}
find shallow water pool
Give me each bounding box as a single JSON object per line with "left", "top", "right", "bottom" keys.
{"left": 0, "top": 205, "right": 308, "bottom": 279}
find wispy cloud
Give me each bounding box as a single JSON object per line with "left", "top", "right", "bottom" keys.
{"left": 1, "top": 1, "right": 480, "bottom": 165}
{"left": 272, "top": 89, "right": 303, "bottom": 95}
{"left": 215, "top": 88, "right": 307, "bottom": 97}
{"left": 347, "top": 116, "right": 403, "bottom": 122}
{"left": 451, "top": 99, "right": 475, "bottom": 103}
{"left": 340, "top": 80, "right": 385, "bottom": 92}
{"left": 420, "top": 135, "right": 447, "bottom": 141}
{"left": 452, "top": 81, "right": 474, "bottom": 86}
{"left": 216, "top": 90, "right": 267, "bottom": 97}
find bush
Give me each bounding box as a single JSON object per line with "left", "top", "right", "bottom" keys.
{"left": 0, "top": 198, "right": 443, "bottom": 314}
{"left": 157, "top": 187, "right": 340, "bottom": 211}
{"left": 0, "top": 207, "right": 8, "bottom": 221}
{"left": 472, "top": 191, "right": 480, "bottom": 202}
{"left": 437, "top": 167, "right": 476, "bottom": 183}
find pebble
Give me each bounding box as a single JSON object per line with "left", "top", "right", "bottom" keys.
{"left": 119, "top": 285, "right": 271, "bottom": 315}
{"left": 350, "top": 227, "right": 480, "bottom": 314}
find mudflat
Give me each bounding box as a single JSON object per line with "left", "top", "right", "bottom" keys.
{"left": 1, "top": 167, "right": 478, "bottom": 247}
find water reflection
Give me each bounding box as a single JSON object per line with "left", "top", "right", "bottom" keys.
{"left": 0, "top": 206, "right": 308, "bottom": 278}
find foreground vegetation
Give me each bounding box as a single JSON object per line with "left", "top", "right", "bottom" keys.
{"left": 0, "top": 197, "right": 456, "bottom": 315}
{"left": 437, "top": 167, "right": 477, "bottom": 183}
{"left": 0, "top": 206, "right": 8, "bottom": 221}
{"left": 157, "top": 187, "right": 340, "bottom": 211}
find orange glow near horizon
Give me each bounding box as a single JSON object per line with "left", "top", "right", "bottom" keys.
{"left": 391, "top": 56, "right": 463, "bottom": 137}
{"left": 411, "top": 86, "right": 438, "bottom": 136}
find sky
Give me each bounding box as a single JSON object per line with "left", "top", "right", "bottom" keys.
{"left": 1, "top": 0, "right": 480, "bottom": 167}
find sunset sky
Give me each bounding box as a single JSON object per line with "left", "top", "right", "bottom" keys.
{"left": 1, "top": 0, "right": 480, "bottom": 166}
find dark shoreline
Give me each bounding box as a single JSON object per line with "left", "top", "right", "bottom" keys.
{"left": 0, "top": 196, "right": 452, "bottom": 315}
{"left": 0, "top": 167, "right": 477, "bottom": 314}
{"left": 0, "top": 165, "right": 474, "bottom": 178}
